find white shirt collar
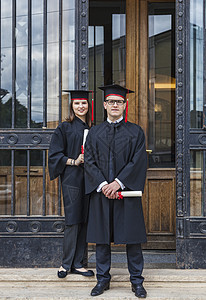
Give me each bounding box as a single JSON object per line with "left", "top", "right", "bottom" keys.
{"left": 107, "top": 116, "right": 123, "bottom": 124}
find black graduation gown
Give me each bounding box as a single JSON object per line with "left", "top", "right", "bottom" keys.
{"left": 84, "top": 120, "right": 147, "bottom": 244}
{"left": 48, "top": 117, "right": 89, "bottom": 226}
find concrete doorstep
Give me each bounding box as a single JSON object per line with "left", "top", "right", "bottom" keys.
{"left": 0, "top": 268, "right": 206, "bottom": 299}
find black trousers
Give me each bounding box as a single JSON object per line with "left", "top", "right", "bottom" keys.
{"left": 96, "top": 243, "right": 144, "bottom": 285}
{"left": 62, "top": 223, "right": 87, "bottom": 271}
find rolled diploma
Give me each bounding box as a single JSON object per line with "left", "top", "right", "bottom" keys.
{"left": 120, "top": 191, "right": 142, "bottom": 197}
{"left": 81, "top": 129, "right": 89, "bottom": 154}
{"left": 83, "top": 129, "right": 89, "bottom": 147}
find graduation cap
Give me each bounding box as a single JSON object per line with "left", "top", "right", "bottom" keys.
{"left": 62, "top": 89, "right": 94, "bottom": 123}
{"left": 98, "top": 84, "right": 134, "bottom": 122}
{"left": 62, "top": 89, "right": 91, "bottom": 101}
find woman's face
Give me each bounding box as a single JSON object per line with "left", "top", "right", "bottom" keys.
{"left": 72, "top": 99, "right": 88, "bottom": 118}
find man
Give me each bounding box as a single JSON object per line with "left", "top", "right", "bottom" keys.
{"left": 84, "top": 84, "right": 147, "bottom": 298}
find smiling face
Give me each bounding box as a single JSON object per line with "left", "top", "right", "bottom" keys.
{"left": 104, "top": 95, "right": 126, "bottom": 122}
{"left": 72, "top": 99, "right": 89, "bottom": 120}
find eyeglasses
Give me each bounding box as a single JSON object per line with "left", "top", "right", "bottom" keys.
{"left": 106, "top": 100, "right": 125, "bottom": 106}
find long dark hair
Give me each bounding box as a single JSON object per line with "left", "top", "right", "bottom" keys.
{"left": 66, "top": 100, "right": 92, "bottom": 128}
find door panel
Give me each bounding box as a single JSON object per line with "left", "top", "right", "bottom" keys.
{"left": 142, "top": 169, "right": 176, "bottom": 249}
{"left": 126, "top": 0, "right": 176, "bottom": 249}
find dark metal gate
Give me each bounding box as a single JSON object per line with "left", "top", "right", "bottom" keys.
{"left": 176, "top": 0, "right": 206, "bottom": 268}
{"left": 0, "top": 0, "right": 88, "bottom": 267}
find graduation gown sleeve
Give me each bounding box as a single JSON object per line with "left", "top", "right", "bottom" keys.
{"left": 116, "top": 126, "right": 147, "bottom": 192}
{"left": 48, "top": 125, "right": 68, "bottom": 180}
{"left": 84, "top": 127, "right": 107, "bottom": 194}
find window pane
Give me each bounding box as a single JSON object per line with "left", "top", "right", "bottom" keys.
{"left": 31, "top": 44, "right": 43, "bottom": 128}
{"left": 190, "top": 150, "right": 204, "bottom": 216}
{"left": 62, "top": 8, "right": 75, "bottom": 90}
{"left": 190, "top": 0, "right": 204, "bottom": 128}
{"left": 46, "top": 150, "right": 61, "bottom": 216}
{"left": 0, "top": 150, "right": 11, "bottom": 215}
{"left": 89, "top": 1, "right": 126, "bottom": 124}
{"left": 1, "top": 1, "right": 76, "bottom": 129}
{"left": 16, "top": 46, "right": 28, "bottom": 128}
{"left": 15, "top": 150, "right": 27, "bottom": 215}
{"left": 1, "top": 2, "right": 12, "bottom": 128}
{"left": 32, "top": 0, "right": 43, "bottom": 14}
{"left": 148, "top": 3, "right": 175, "bottom": 168}
{"left": 112, "top": 14, "right": 126, "bottom": 86}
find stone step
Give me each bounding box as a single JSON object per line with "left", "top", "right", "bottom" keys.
{"left": 0, "top": 282, "right": 206, "bottom": 299}
{"left": 0, "top": 269, "right": 206, "bottom": 299}
{"left": 0, "top": 268, "right": 206, "bottom": 283}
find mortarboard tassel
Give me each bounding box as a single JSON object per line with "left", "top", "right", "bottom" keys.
{"left": 125, "top": 89, "right": 129, "bottom": 122}
{"left": 91, "top": 90, "right": 94, "bottom": 123}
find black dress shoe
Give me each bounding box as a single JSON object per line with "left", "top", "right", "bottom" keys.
{"left": 57, "top": 270, "right": 68, "bottom": 278}
{"left": 91, "top": 281, "right": 110, "bottom": 296}
{"left": 132, "top": 283, "right": 147, "bottom": 298}
{"left": 71, "top": 268, "right": 94, "bottom": 277}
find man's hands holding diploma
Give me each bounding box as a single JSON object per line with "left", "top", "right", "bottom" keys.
{"left": 102, "top": 181, "right": 120, "bottom": 199}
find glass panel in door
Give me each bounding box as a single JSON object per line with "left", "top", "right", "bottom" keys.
{"left": 148, "top": 3, "right": 175, "bottom": 168}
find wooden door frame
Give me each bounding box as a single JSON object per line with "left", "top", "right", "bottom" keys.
{"left": 126, "top": 0, "right": 148, "bottom": 137}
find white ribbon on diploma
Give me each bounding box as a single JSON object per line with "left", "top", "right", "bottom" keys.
{"left": 83, "top": 129, "right": 89, "bottom": 147}
{"left": 81, "top": 129, "right": 89, "bottom": 154}
{"left": 118, "top": 191, "right": 142, "bottom": 199}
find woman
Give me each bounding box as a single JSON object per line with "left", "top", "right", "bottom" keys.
{"left": 48, "top": 90, "right": 94, "bottom": 278}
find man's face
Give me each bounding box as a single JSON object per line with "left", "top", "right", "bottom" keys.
{"left": 104, "top": 95, "right": 126, "bottom": 121}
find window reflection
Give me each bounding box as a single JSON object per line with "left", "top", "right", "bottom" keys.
{"left": 112, "top": 14, "right": 126, "bottom": 86}
{"left": 16, "top": 45, "right": 28, "bottom": 128}
{"left": 0, "top": 151, "right": 11, "bottom": 215}
{"left": 148, "top": 3, "right": 175, "bottom": 168}
{"left": 31, "top": 44, "right": 44, "bottom": 128}
{"left": 32, "top": 0, "right": 43, "bottom": 14}
{"left": 89, "top": 26, "right": 104, "bottom": 124}
{"left": 89, "top": 0, "right": 126, "bottom": 124}
{"left": 0, "top": 149, "right": 62, "bottom": 216}
{"left": 190, "top": 151, "right": 204, "bottom": 216}
{"left": 0, "top": 1, "right": 76, "bottom": 129}
{"left": 1, "top": 3, "right": 12, "bottom": 128}
{"left": 190, "top": 0, "right": 204, "bottom": 128}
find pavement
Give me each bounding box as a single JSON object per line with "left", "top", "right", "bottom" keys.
{"left": 0, "top": 251, "right": 206, "bottom": 299}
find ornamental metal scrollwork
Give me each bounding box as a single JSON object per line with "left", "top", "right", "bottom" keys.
{"left": 6, "top": 221, "right": 18, "bottom": 233}
{"left": 79, "top": 0, "right": 88, "bottom": 90}
{"left": 176, "top": 0, "right": 185, "bottom": 251}
{"left": 31, "top": 134, "right": 42, "bottom": 145}
{"left": 7, "top": 134, "right": 18, "bottom": 145}
{"left": 198, "top": 134, "right": 206, "bottom": 145}
{"left": 199, "top": 223, "right": 206, "bottom": 234}
{"left": 53, "top": 221, "right": 65, "bottom": 233}
{"left": 29, "top": 221, "right": 41, "bottom": 233}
